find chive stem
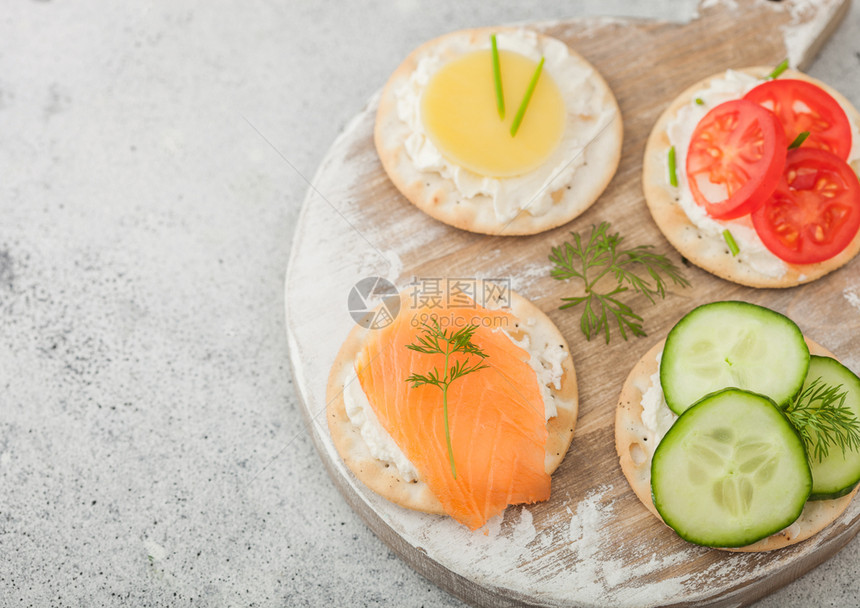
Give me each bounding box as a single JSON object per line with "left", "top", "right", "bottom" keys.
{"left": 789, "top": 131, "right": 810, "bottom": 149}
{"left": 668, "top": 146, "right": 678, "bottom": 187}
{"left": 695, "top": 97, "right": 704, "bottom": 105}
{"left": 491, "top": 34, "right": 505, "bottom": 120}
{"left": 510, "top": 56, "right": 544, "bottom": 137}
{"left": 768, "top": 59, "right": 789, "bottom": 80}
{"left": 723, "top": 229, "right": 740, "bottom": 256}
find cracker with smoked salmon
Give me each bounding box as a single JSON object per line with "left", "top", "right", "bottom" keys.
{"left": 327, "top": 283, "right": 577, "bottom": 529}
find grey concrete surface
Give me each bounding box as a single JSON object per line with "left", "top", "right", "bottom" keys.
{"left": 1, "top": 1, "right": 859, "bottom": 606}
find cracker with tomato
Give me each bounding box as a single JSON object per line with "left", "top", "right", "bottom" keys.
{"left": 643, "top": 67, "right": 860, "bottom": 288}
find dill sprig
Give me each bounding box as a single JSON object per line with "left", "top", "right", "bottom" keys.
{"left": 549, "top": 222, "right": 690, "bottom": 344}
{"left": 405, "top": 319, "right": 489, "bottom": 478}
{"left": 785, "top": 377, "right": 860, "bottom": 463}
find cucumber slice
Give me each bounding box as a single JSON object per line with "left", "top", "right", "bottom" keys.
{"left": 652, "top": 389, "right": 811, "bottom": 548}
{"left": 661, "top": 301, "right": 809, "bottom": 415}
{"left": 799, "top": 356, "right": 860, "bottom": 500}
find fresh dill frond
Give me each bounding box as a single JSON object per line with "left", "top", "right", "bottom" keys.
{"left": 405, "top": 319, "right": 489, "bottom": 478}
{"left": 549, "top": 222, "right": 690, "bottom": 344}
{"left": 785, "top": 377, "right": 860, "bottom": 463}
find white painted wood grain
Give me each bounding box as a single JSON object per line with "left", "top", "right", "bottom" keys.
{"left": 285, "top": 2, "right": 860, "bottom": 606}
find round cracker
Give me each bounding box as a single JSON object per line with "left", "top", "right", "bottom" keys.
{"left": 327, "top": 286, "right": 578, "bottom": 515}
{"left": 615, "top": 337, "right": 859, "bottom": 552}
{"left": 643, "top": 67, "right": 860, "bottom": 288}
{"left": 374, "top": 26, "right": 622, "bottom": 236}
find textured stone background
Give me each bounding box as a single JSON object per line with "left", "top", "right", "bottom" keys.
{"left": 2, "top": 1, "right": 859, "bottom": 606}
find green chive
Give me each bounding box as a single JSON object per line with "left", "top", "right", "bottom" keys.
{"left": 723, "top": 229, "right": 740, "bottom": 256}
{"left": 668, "top": 146, "right": 678, "bottom": 187}
{"left": 695, "top": 97, "right": 704, "bottom": 105}
{"left": 510, "top": 56, "right": 544, "bottom": 137}
{"left": 789, "top": 131, "right": 810, "bottom": 149}
{"left": 491, "top": 34, "right": 505, "bottom": 119}
{"left": 767, "top": 59, "right": 789, "bottom": 80}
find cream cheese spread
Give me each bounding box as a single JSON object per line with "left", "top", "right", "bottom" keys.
{"left": 503, "top": 317, "right": 567, "bottom": 421}
{"left": 639, "top": 350, "right": 677, "bottom": 455}
{"left": 342, "top": 364, "right": 420, "bottom": 482}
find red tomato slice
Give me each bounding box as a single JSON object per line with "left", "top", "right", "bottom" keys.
{"left": 744, "top": 79, "right": 852, "bottom": 160}
{"left": 752, "top": 148, "right": 860, "bottom": 264}
{"left": 686, "top": 99, "right": 787, "bottom": 220}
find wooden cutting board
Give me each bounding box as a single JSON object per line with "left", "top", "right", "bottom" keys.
{"left": 285, "top": 1, "right": 860, "bottom": 606}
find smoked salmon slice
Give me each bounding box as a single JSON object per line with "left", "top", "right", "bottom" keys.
{"left": 355, "top": 302, "right": 549, "bottom": 530}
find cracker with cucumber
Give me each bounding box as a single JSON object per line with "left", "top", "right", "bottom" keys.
{"left": 615, "top": 301, "right": 860, "bottom": 551}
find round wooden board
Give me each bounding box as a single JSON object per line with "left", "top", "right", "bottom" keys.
{"left": 285, "top": 2, "right": 860, "bottom": 606}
